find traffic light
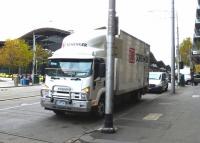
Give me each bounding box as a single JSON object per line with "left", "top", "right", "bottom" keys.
{"left": 179, "top": 61, "right": 184, "bottom": 69}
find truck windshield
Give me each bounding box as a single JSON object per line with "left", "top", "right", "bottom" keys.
{"left": 46, "top": 59, "right": 93, "bottom": 78}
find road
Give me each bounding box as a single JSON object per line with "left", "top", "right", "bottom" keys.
{"left": 0, "top": 86, "right": 164, "bottom": 143}
{"left": 0, "top": 86, "right": 105, "bottom": 143}
{"left": 2, "top": 85, "right": 199, "bottom": 143}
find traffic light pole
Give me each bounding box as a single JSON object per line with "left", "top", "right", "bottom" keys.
{"left": 176, "top": 14, "right": 180, "bottom": 85}
{"left": 101, "top": 0, "right": 117, "bottom": 133}
{"left": 32, "top": 32, "right": 36, "bottom": 84}
{"left": 171, "top": 0, "right": 176, "bottom": 94}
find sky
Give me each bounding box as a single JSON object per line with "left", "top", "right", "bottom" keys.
{"left": 0, "top": 0, "right": 197, "bottom": 65}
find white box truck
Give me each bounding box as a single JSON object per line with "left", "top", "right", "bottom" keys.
{"left": 40, "top": 29, "right": 150, "bottom": 117}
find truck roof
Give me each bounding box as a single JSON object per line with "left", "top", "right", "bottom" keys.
{"left": 49, "top": 29, "right": 106, "bottom": 59}
{"left": 49, "top": 46, "right": 105, "bottom": 59}
{"left": 61, "top": 29, "right": 106, "bottom": 49}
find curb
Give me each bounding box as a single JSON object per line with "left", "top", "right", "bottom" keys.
{"left": 79, "top": 135, "right": 135, "bottom": 143}
{"left": 0, "top": 95, "right": 40, "bottom": 101}
{"left": 0, "top": 84, "right": 42, "bottom": 88}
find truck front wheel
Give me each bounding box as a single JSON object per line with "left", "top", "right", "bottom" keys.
{"left": 96, "top": 98, "right": 105, "bottom": 118}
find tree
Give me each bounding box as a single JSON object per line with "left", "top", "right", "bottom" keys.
{"left": 36, "top": 44, "right": 51, "bottom": 64}
{"left": 179, "top": 37, "right": 192, "bottom": 66}
{"left": 0, "top": 39, "right": 33, "bottom": 74}
{"left": 35, "top": 44, "right": 52, "bottom": 74}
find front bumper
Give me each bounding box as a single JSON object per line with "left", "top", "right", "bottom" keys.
{"left": 40, "top": 97, "right": 92, "bottom": 112}
{"left": 148, "top": 85, "right": 162, "bottom": 92}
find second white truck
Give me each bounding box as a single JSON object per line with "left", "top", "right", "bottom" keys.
{"left": 40, "top": 29, "right": 150, "bottom": 117}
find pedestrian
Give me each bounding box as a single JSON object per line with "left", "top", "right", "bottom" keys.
{"left": 191, "top": 71, "right": 194, "bottom": 86}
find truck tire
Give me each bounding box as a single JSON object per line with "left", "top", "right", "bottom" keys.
{"left": 186, "top": 80, "right": 191, "bottom": 85}
{"left": 135, "top": 91, "right": 142, "bottom": 102}
{"left": 96, "top": 97, "right": 105, "bottom": 118}
{"left": 165, "top": 85, "right": 168, "bottom": 91}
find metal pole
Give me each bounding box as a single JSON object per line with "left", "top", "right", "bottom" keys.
{"left": 32, "top": 33, "right": 36, "bottom": 84}
{"left": 176, "top": 14, "right": 180, "bottom": 86}
{"left": 101, "top": 0, "right": 116, "bottom": 133}
{"left": 171, "top": 0, "right": 175, "bottom": 94}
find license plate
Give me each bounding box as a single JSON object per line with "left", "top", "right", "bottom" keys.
{"left": 56, "top": 100, "right": 66, "bottom": 107}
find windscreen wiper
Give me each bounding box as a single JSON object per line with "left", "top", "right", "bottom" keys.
{"left": 51, "top": 77, "right": 60, "bottom": 79}
{"left": 71, "top": 78, "right": 81, "bottom": 81}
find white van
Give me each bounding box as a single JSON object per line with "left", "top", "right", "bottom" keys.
{"left": 148, "top": 72, "right": 168, "bottom": 93}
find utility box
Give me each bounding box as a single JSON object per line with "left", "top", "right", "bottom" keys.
{"left": 14, "top": 76, "right": 19, "bottom": 87}
{"left": 179, "top": 74, "right": 185, "bottom": 86}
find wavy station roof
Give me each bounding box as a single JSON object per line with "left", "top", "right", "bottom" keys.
{"left": 0, "top": 27, "right": 169, "bottom": 71}
{"left": 20, "top": 27, "right": 71, "bottom": 51}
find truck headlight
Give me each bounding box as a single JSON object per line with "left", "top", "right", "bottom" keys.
{"left": 81, "top": 87, "right": 90, "bottom": 100}
{"left": 41, "top": 89, "right": 50, "bottom": 97}
{"left": 81, "top": 87, "right": 90, "bottom": 94}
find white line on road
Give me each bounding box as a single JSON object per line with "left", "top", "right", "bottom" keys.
{"left": 143, "top": 113, "right": 163, "bottom": 121}
{"left": 192, "top": 95, "right": 200, "bottom": 98}
{"left": 0, "top": 102, "right": 40, "bottom": 111}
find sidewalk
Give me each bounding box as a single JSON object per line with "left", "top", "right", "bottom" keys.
{"left": 0, "top": 77, "right": 42, "bottom": 100}
{"left": 0, "top": 77, "right": 41, "bottom": 88}
{"left": 79, "top": 85, "right": 200, "bottom": 143}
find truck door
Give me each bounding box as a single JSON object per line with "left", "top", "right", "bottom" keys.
{"left": 91, "top": 58, "right": 105, "bottom": 99}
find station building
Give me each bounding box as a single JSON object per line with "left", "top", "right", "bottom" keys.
{"left": 0, "top": 27, "right": 169, "bottom": 74}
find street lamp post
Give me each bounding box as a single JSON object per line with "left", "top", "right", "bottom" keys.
{"left": 176, "top": 14, "right": 180, "bottom": 86}
{"left": 32, "top": 32, "right": 36, "bottom": 84}
{"left": 32, "top": 33, "right": 45, "bottom": 84}
{"left": 171, "top": 0, "right": 176, "bottom": 94}
{"left": 101, "top": 0, "right": 117, "bottom": 133}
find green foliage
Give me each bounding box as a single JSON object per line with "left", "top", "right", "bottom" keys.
{"left": 35, "top": 44, "right": 52, "bottom": 74}
{"left": 179, "top": 37, "right": 192, "bottom": 66}
{"left": 36, "top": 44, "right": 52, "bottom": 64}
{"left": 0, "top": 39, "right": 33, "bottom": 71}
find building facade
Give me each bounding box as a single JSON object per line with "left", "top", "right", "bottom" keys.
{"left": 193, "top": 0, "right": 200, "bottom": 64}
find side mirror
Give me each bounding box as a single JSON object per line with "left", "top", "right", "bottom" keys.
{"left": 99, "top": 63, "right": 105, "bottom": 77}
{"left": 41, "top": 64, "right": 46, "bottom": 75}
{"left": 179, "top": 61, "right": 184, "bottom": 69}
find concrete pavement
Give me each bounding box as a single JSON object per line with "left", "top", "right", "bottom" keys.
{"left": 79, "top": 85, "right": 200, "bottom": 143}
{"left": 0, "top": 77, "right": 15, "bottom": 88}
{"left": 1, "top": 77, "right": 200, "bottom": 143}
{"left": 0, "top": 77, "right": 42, "bottom": 100}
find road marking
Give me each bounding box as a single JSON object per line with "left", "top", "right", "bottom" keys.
{"left": 0, "top": 102, "right": 40, "bottom": 111}
{"left": 192, "top": 95, "right": 200, "bottom": 98}
{"left": 159, "top": 102, "right": 173, "bottom": 105}
{"left": 143, "top": 113, "right": 163, "bottom": 121}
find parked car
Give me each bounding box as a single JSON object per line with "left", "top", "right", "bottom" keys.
{"left": 167, "top": 73, "right": 171, "bottom": 83}
{"left": 148, "top": 72, "right": 168, "bottom": 93}
{"left": 184, "top": 74, "right": 191, "bottom": 85}
{"left": 194, "top": 74, "right": 200, "bottom": 85}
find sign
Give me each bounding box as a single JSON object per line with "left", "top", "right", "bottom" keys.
{"left": 129, "top": 48, "right": 135, "bottom": 63}
{"left": 62, "top": 42, "right": 87, "bottom": 48}
{"left": 56, "top": 100, "right": 66, "bottom": 107}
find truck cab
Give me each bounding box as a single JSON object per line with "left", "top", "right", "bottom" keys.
{"left": 41, "top": 30, "right": 107, "bottom": 116}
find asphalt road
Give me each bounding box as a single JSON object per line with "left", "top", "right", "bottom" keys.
{"left": 0, "top": 86, "right": 164, "bottom": 143}
{"left": 1, "top": 85, "right": 199, "bottom": 143}
{"left": 0, "top": 86, "right": 104, "bottom": 143}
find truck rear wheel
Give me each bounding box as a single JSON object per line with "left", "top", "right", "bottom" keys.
{"left": 135, "top": 91, "right": 142, "bottom": 102}
{"left": 165, "top": 85, "right": 168, "bottom": 91}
